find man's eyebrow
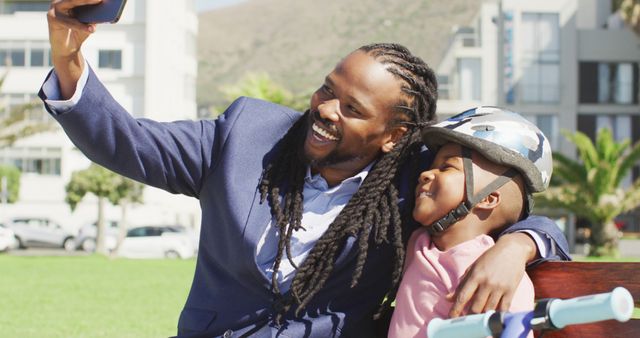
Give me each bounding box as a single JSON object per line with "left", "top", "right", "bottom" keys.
{"left": 347, "top": 94, "right": 367, "bottom": 111}
{"left": 324, "top": 76, "right": 368, "bottom": 111}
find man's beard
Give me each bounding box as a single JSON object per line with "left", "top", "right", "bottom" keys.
{"left": 300, "top": 110, "right": 367, "bottom": 169}
{"left": 303, "top": 144, "right": 363, "bottom": 168}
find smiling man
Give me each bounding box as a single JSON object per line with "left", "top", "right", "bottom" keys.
{"left": 39, "top": 1, "right": 569, "bottom": 337}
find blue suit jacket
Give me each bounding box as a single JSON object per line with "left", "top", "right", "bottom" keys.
{"left": 40, "top": 68, "right": 569, "bottom": 337}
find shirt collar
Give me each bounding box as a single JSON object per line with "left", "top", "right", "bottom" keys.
{"left": 304, "top": 162, "right": 374, "bottom": 192}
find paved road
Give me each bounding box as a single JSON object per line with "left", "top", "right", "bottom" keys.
{"left": 619, "top": 239, "right": 640, "bottom": 257}
{"left": 6, "top": 248, "right": 90, "bottom": 256}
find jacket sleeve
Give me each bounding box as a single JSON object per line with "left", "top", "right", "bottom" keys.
{"left": 39, "top": 66, "right": 244, "bottom": 199}
{"left": 501, "top": 215, "right": 572, "bottom": 266}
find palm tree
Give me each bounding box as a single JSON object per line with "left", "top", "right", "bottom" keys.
{"left": 205, "top": 72, "right": 310, "bottom": 117}
{"left": 535, "top": 128, "right": 640, "bottom": 256}
{"left": 616, "top": 0, "right": 640, "bottom": 36}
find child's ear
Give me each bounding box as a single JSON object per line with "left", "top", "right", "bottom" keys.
{"left": 475, "top": 191, "right": 501, "bottom": 210}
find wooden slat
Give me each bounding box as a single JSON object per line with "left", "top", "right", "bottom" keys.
{"left": 534, "top": 320, "right": 640, "bottom": 338}
{"left": 528, "top": 262, "right": 640, "bottom": 303}
{"left": 529, "top": 261, "right": 640, "bottom": 338}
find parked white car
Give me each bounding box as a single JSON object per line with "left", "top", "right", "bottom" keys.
{"left": 0, "top": 222, "right": 18, "bottom": 252}
{"left": 74, "top": 220, "right": 119, "bottom": 252}
{"left": 5, "top": 217, "right": 75, "bottom": 251}
{"left": 117, "top": 226, "right": 196, "bottom": 259}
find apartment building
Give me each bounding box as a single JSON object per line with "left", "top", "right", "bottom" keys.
{"left": 436, "top": 0, "right": 640, "bottom": 236}
{"left": 0, "top": 0, "right": 200, "bottom": 231}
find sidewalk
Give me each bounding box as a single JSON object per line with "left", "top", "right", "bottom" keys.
{"left": 572, "top": 238, "right": 640, "bottom": 258}
{"left": 620, "top": 239, "right": 640, "bottom": 257}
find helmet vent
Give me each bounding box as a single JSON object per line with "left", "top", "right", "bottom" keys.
{"left": 472, "top": 125, "right": 494, "bottom": 131}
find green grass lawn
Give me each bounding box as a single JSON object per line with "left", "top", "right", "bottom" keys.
{"left": 0, "top": 255, "right": 196, "bottom": 338}
{"left": 2, "top": 254, "right": 638, "bottom": 337}
{"left": 576, "top": 255, "right": 640, "bottom": 262}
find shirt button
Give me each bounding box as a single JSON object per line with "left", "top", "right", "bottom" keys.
{"left": 223, "top": 329, "right": 233, "bottom": 338}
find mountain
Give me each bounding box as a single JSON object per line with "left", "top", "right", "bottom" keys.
{"left": 197, "top": 0, "right": 482, "bottom": 108}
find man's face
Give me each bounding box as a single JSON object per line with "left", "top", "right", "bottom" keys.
{"left": 303, "top": 50, "right": 405, "bottom": 180}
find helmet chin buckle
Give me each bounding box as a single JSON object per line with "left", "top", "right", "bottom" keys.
{"left": 427, "top": 202, "right": 470, "bottom": 235}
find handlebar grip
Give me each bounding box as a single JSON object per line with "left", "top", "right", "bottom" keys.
{"left": 427, "top": 311, "right": 499, "bottom": 338}
{"left": 549, "top": 287, "right": 634, "bottom": 329}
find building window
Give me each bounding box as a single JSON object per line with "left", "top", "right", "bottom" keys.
{"left": 30, "top": 49, "right": 44, "bottom": 67}
{"left": 580, "top": 62, "right": 639, "bottom": 104}
{"left": 0, "top": 147, "right": 62, "bottom": 176}
{"left": 98, "top": 50, "right": 122, "bottom": 70}
{"left": 525, "top": 114, "right": 559, "bottom": 150}
{"left": 0, "top": 41, "right": 52, "bottom": 68}
{"left": 520, "top": 13, "right": 560, "bottom": 103}
{"left": 0, "top": 48, "right": 25, "bottom": 67}
{"left": 596, "top": 115, "right": 631, "bottom": 142}
{"left": 0, "top": 1, "right": 50, "bottom": 14}
{"left": 457, "top": 58, "right": 481, "bottom": 101}
{"left": 437, "top": 75, "right": 450, "bottom": 100}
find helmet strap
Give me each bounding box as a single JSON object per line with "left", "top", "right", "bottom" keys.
{"left": 427, "top": 147, "right": 519, "bottom": 235}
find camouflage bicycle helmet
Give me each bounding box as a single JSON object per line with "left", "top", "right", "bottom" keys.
{"left": 420, "top": 106, "right": 553, "bottom": 234}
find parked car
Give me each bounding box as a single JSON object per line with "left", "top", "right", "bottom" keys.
{"left": 74, "top": 220, "right": 119, "bottom": 252}
{"left": 0, "top": 222, "right": 18, "bottom": 252}
{"left": 164, "top": 224, "right": 199, "bottom": 253}
{"left": 5, "top": 217, "right": 75, "bottom": 251}
{"left": 117, "top": 225, "right": 196, "bottom": 259}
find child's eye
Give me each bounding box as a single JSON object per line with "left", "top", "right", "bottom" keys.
{"left": 321, "top": 85, "right": 334, "bottom": 95}
{"left": 440, "top": 163, "right": 455, "bottom": 171}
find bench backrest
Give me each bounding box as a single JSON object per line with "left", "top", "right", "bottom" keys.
{"left": 528, "top": 261, "right": 640, "bottom": 338}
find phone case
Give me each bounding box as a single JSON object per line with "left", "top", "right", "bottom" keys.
{"left": 73, "top": 0, "right": 128, "bottom": 24}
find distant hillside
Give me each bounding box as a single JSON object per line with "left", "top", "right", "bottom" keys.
{"left": 197, "top": 0, "right": 481, "bottom": 108}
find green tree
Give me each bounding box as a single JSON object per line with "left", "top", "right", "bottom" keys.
{"left": 207, "top": 72, "right": 310, "bottom": 117}
{"left": 615, "top": 0, "right": 640, "bottom": 36}
{"left": 66, "top": 164, "right": 144, "bottom": 255}
{"left": 0, "top": 164, "right": 20, "bottom": 204}
{"left": 0, "top": 72, "right": 55, "bottom": 148}
{"left": 535, "top": 128, "right": 640, "bottom": 256}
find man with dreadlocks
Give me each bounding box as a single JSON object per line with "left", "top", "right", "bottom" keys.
{"left": 41, "top": 1, "right": 569, "bottom": 337}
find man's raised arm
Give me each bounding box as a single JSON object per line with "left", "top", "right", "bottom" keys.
{"left": 47, "top": 0, "right": 101, "bottom": 99}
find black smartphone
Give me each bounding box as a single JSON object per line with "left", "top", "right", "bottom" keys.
{"left": 73, "top": 0, "right": 128, "bottom": 24}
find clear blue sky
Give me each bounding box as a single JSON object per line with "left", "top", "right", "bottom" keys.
{"left": 196, "top": 0, "right": 247, "bottom": 12}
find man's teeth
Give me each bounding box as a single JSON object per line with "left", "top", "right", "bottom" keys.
{"left": 419, "top": 191, "right": 433, "bottom": 198}
{"left": 312, "top": 123, "right": 338, "bottom": 141}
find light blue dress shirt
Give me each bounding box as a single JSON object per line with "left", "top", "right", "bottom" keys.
{"left": 256, "top": 165, "right": 370, "bottom": 290}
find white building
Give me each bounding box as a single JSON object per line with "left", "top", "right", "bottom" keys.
{"left": 0, "top": 0, "right": 200, "bottom": 231}
{"left": 436, "top": 0, "right": 640, "bottom": 235}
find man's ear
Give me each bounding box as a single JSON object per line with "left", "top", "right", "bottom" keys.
{"left": 381, "top": 125, "right": 408, "bottom": 153}
{"left": 475, "top": 191, "right": 501, "bottom": 210}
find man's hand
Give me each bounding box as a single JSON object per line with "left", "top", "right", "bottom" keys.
{"left": 48, "top": 0, "right": 101, "bottom": 98}
{"left": 447, "top": 232, "right": 537, "bottom": 317}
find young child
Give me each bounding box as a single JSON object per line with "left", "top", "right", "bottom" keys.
{"left": 389, "top": 107, "right": 553, "bottom": 338}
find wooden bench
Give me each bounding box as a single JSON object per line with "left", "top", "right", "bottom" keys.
{"left": 528, "top": 261, "right": 640, "bottom": 337}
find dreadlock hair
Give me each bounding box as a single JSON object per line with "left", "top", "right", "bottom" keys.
{"left": 259, "top": 42, "right": 438, "bottom": 320}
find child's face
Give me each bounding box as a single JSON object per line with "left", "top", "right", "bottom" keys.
{"left": 413, "top": 143, "right": 466, "bottom": 227}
